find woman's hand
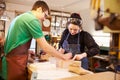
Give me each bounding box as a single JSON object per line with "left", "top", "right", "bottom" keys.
{"left": 58, "top": 48, "right": 65, "bottom": 54}
{"left": 72, "top": 52, "right": 87, "bottom": 60}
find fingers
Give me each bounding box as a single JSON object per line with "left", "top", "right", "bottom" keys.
{"left": 58, "top": 48, "right": 65, "bottom": 54}
{"left": 72, "top": 55, "right": 77, "bottom": 60}
{"left": 72, "top": 54, "right": 81, "bottom": 60}
{"left": 72, "top": 54, "right": 84, "bottom": 60}
{"left": 64, "top": 52, "right": 72, "bottom": 60}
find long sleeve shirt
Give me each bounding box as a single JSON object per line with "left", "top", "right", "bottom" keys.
{"left": 59, "top": 29, "right": 100, "bottom": 57}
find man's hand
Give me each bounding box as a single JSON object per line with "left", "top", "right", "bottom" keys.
{"left": 64, "top": 52, "right": 72, "bottom": 60}
{"left": 58, "top": 48, "right": 65, "bottom": 54}
{"left": 58, "top": 48, "right": 72, "bottom": 60}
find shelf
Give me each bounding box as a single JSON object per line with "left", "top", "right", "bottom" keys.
{"left": 93, "top": 55, "right": 109, "bottom": 61}
{"left": 100, "top": 46, "right": 109, "bottom": 51}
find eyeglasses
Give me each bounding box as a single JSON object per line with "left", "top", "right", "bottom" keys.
{"left": 68, "top": 18, "right": 82, "bottom": 25}
{"left": 44, "top": 11, "right": 50, "bottom": 18}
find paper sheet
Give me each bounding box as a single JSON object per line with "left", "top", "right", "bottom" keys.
{"left": 31, "top": 69, "right": 76, "bottom": 80}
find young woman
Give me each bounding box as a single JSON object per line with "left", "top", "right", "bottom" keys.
{"left": 59, "top": 13, "right": 100, "bottom": 69}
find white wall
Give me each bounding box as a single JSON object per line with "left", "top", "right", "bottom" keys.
{"left": 5, "top": 2, "right": 36, "bottom": 52}
{"left": 5, "top": 3, "right": 32, "bottom": 36}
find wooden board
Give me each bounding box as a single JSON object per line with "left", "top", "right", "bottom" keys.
{"left": 57, "top": 71, "right": 120, "bottom": 80}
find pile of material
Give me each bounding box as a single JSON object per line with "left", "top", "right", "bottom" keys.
{"left": 68, "top": 61, "right": 93, "bottom": 75}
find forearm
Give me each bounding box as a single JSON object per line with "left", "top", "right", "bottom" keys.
{"left": 36, "top": 37, "right": 67, "bottom": 60}
{"left": 43, "top": 43, "right": 66, "bottom": 60}
{"left": 86, "top": 48, "right": 100, "bottom": 57}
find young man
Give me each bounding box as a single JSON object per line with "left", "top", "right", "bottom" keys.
{"left": 2, "top": 1, "right": 72, "bottom": 80}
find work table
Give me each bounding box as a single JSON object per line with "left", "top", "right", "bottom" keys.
{"left": 57, "top": 71, "right": 119, "bottom": 80}
{"left": 28, "top": 62, "right": 78, "bottom": 80}
{"left": 27, "top": 59, "right": 119, "bottom": 80}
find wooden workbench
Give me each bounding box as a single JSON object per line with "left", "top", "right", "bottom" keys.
{"left": 57, "top": 71, "right": 120, "bottom": 80}
{"left": 28, "top": 61, "right": 119, "bottom": 80}
{"left": 27, "top": 62, "right": 78, "bottom": 80}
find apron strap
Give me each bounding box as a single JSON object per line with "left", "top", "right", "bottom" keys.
{"left": 65, "top": 33, "right": 70, "bottom": 40}
{"left": 77, "top": 33, "right": 80, "bottom": 44}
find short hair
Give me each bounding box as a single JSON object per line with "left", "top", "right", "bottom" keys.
{"left": 32, "top": 0, "right": 50, "bottom": 15}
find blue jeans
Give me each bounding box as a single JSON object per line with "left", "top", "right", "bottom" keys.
{"left": 81, "top": 57, "right": 88, "bottom": 70}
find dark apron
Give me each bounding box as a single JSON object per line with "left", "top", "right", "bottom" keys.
{"left": 3, "top": 40, "right": 31, "bottom": 80}
{"left": 62, "top": 33, "right": 88, "bottom": 69}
